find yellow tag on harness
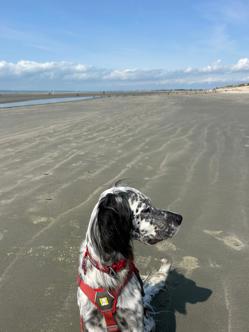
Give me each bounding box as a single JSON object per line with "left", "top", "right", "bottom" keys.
{"left": 99, "top": 297, "right": 109, "bottom": 306}
{"left": 95, "top": 291, "right": 114, "bottom": 310}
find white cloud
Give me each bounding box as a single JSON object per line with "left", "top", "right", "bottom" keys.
{"left": 232, "top": 58, "right": 249, "bottom": 71}
{"left": 0, "top": 58, "right": 249, "bottom": 89}
{"left": 0, "top": 60, "right": 107, "bottom": 81}
{"left": 104, "top": 68, "right": 164, "bottom": 81}
{"left": 199, "top": 60, "right": 223, "bottom": 73}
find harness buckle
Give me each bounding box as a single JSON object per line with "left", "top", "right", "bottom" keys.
{"left": 95, "top": 291, "right": 115, "bottom": 312}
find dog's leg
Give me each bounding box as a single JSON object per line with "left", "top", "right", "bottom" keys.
{"left": 143, "top": 259, "right": 171, "bottom": 332}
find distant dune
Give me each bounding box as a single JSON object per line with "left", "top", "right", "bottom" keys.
{"left": 215, "top": 83, "right": 249, "bottom": 94}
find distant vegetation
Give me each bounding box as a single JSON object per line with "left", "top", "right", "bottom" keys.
{"left": 222, "top": 82, "right": 249, "bottom": 88}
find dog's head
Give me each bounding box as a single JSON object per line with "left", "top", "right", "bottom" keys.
{"left": 90, "top": 186, "right": 182, "bottom": 258}
{"left": 126, "top": 187, "right": 182, "bottom": 244}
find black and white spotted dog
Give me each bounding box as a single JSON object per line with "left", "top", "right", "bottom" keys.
{"left": 77, "top": 185, "right": 182, "bottom": 331}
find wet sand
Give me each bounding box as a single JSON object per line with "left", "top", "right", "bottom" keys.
{"left": 0, "top": 94, "right": 249, "bottom": 331}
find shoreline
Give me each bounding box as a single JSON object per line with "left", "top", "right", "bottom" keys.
{"left": 1, "top": 85, "right": 249, "bottom": 105}
{"left": 0, "top": 92, "right": 107, "bottom": 104}
{"left": 0, "top": 96, "right": 99, "bottom": 109}
{"left": 0, "top": 89, "right": 214, "bottom": 104}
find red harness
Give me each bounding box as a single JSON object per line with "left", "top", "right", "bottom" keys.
{"left": 82, "top": 246, "right": 128, "bottom": 277}
{"left": 78, "top": 247, "right": 143, "bottom": 332}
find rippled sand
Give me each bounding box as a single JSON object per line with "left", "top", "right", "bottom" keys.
{"left": 0, "top": 94, "right": 249, "bottom": 331}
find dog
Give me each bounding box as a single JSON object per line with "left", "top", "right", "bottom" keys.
{"left": 77, "top": 184, "right": 182, "bottom": 331}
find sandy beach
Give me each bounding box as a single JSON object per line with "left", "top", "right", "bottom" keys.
{"left": 0, "top": 93, "right": 249, "bottom": 331}
{"left": 215, "top": 85, "right": 249, "bottom": 94}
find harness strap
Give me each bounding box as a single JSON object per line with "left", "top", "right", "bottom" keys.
{"left": 77, "top": 262, "right": 139, "bottom": 332}
{"left": 82, "top": 246, "right": 128, "bottom": 276}
{"left": 80, "top": 316, "right": 84, "bottom": 332}
{"left": 101, "top": 311, "right": 120, "bottom": 332}
{"left": 77, "top": 276, "right": 120, "bottom": 331}
{"left": 134, "top": 269, "right": 145, "bottom": 297}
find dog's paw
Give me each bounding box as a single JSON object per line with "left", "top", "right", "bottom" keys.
{"left": 143, "top": 258, "right": 171, "bottom": 308}
{"left": 146, "top": 258, "right": 171, "bottom": 286}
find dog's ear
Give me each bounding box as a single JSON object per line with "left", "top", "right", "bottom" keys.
{"left": 96, "top": 193, "right": 133, "bottom": 259}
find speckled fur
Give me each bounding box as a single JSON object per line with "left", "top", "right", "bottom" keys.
{"left": 77, "top": 185, "right": 182, "bottom": 331}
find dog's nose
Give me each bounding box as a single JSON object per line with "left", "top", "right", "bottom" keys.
{"left": 176, "top": 214, "right": 182, "bottom": 225}
{"left": 166, "top": 211, "right": 183, "bottom": 225}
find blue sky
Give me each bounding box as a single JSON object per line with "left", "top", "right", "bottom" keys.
{"left": 1, "top": 0, "right": 249, "bottom": 90}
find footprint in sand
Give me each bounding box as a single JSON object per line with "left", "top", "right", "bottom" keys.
{"left": 177, "top": 256, "right": 200, "bottom": 277}
{"left": 44, "top": 285, "right": 55, "bottom": 297}
{"left": 155, "top": 241, "right": 177, "bottom": 252}
{"left": 135, "top": 255, "right": 152, "bottom": 268}
{"left": 203, "top": 230, "right": 245, "bottom": 251}
{"left": 0, "top": 229, "right": 8, "bottom": 241}
{"left": 32, "top": 216, "right": 53, "bottom": 225}
{"left": 208, "top": 258, "right": 221, "bottom": 268}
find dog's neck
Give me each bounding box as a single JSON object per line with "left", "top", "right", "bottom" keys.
{"left": 84, "top": 242, "right": 129, "bottom": 270}
{"left": 79, "top": 240, "right": 133, "bottom": 290}
{"left": 79, "top": 227, "right": 132, "bottom": 289}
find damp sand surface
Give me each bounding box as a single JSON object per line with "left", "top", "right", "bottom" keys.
{"left": 1, "top": 94, "right": 249, "bottom": 331}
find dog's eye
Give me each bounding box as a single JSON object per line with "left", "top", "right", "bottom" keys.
{"left": 142, "top": 207, "right": 151, "bottom": 213}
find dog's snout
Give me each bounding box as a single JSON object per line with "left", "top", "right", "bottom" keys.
{"left": 166, "top": 211, "right": 182, "bottom": 225}
{"left": 176, "top": 214, "right": 182, "bottom": 225}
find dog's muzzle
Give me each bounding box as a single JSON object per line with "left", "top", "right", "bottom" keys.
{"left": 166, "top": 211, "right": 182, "bottom": 226}
{"left": 152, "top": 211, "right": 183, "bottom": 242}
